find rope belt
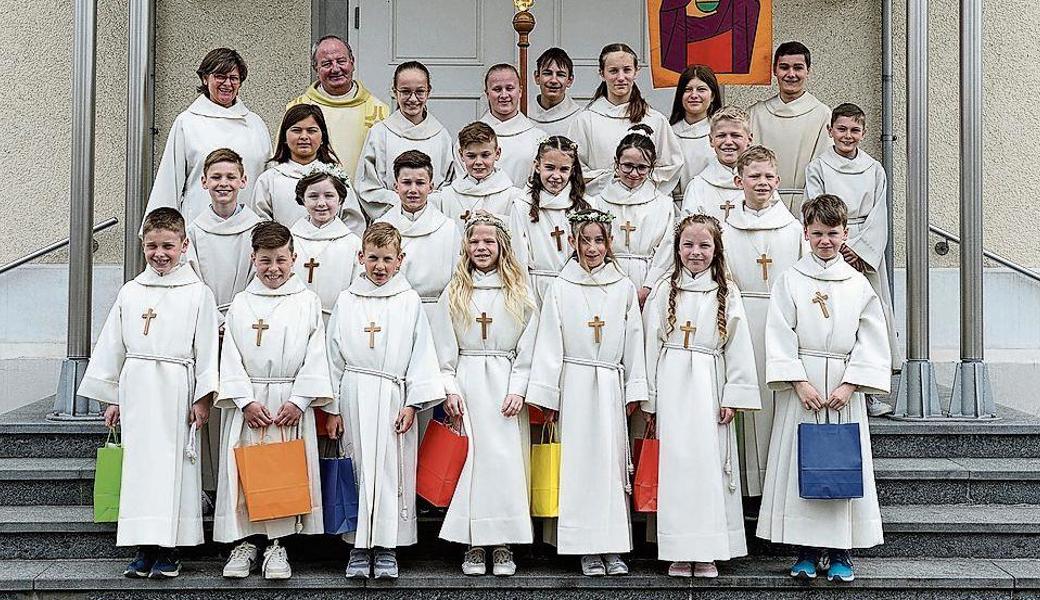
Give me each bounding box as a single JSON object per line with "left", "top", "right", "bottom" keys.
{"left": 614, "top": 252, "right": 652, "bottom": 262}
{"left": 561, "top": 355, "right": 633, "bottom": 493}
{"left": 420, "top": 296, "right": 439, "bottom": 304}
{"left": 529, "top": 269, "right": 560, "bottom": 278}
{"left": 216, "top": 303, "right": 232, "bottom": 314}
{"left": 798, "top": 348, "right": 851, "bottom": 361}
{"left": 740, "top": 291, "right": 771, "bottom": 299}
{"left": 125, "top": 352, "right": 195, "bottom": 368}
{"left": 458, "top": 349, "right": 516, "bottom": 359}
{"left": 248, "top": 377, "right": 295, "bottom": 384}
{"left": 662, "top": 342, "right": 721, "bottom": 356}
{"left": 847, "top": 216, "right": 867, "bottom": 226}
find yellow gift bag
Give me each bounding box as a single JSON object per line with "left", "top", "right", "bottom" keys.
{"left": 530, "top": 422, "right": 561, "bottom": 517}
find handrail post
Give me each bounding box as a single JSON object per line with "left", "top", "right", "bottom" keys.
{"left": 52, "top": 0, "right": 100, "bottom": 421}
{"left": 893, "top": 0, "right": 944, "bottom": 420}
{"left": 124, "top": 0, "right": 155, "bottom": 281}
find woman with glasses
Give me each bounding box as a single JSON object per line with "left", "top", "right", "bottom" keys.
{"left": 354, "top": 61, "right": 456, "bottom": 220}
{"left": 592, "top": 126, "right": 676, "bottom": 309}
{"left": 144, "top": 48, "right": 272, "bottom": 229}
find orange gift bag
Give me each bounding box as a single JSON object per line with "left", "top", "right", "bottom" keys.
{"left": 234, "top": 430, "right": 312, "bottom": 522}
{"left": 416, "top": 417, "right": 468, "bottom": 507}
{"left": 632, "top": 420, "right": 659, "bottom": 513}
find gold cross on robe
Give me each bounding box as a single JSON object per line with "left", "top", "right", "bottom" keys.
{"left": 252, "top": 319, "right": 269, "bottom": 346}
{"left": 550, "top": 225, "right": 566, "bottom": 252}
{"left": 680, "top": 320, "right": 696, "bottom": 348}
{"left": 303, "top": 258, "right": 320, "bottom": 284}
{"left": 364, "top": 321, "right": 382, "bottom": 348}
{"left": 587, "top": 315, "right": 606, "bottom": 343}
{"left": 476, "top": 312, "right": 493, "bottom": 340}
{"left": 141, "top": 308, "right": 157, "bottom": 336}
{"left": 720, "top": 200, "right": 736, "bottom": 219}
{"left": 459, "top": 209, "right": 471, "bottom": 222}
{"left": 756, "top": 253, "right": 773, "bottom": 281}
{"left": 620, "top": 220, "right": 637, "bottom": 247}
{"left": 812, "top": 291, "right": 830, "bottom": 318}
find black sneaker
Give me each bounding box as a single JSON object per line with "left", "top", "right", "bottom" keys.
{"left": 123, "top": 548, "right": 156, "bottom": 578}
{"left": 149, "top": 550, "right": 181, "bottom": 579}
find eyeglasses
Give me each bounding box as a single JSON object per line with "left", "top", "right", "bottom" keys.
{"left": 393, "top": 88, "right": 429, "bottom": 100}
{"left": 617, "top": 162, "right": 651, "bottom": 175}
{"left": 210, "top": 73, "right": 241, "bottom": 85}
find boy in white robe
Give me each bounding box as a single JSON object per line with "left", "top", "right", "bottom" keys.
{"left": 642, "top": 214, "right": 760, "bottom": 578}
{"left": 214, "top": 222, "right": 336, "bottom": 580}
{"left": 432, "top": 122, "right": 523, "bottom": 232}
{"left": 526, "top": 209, "right": 649, "bottom": 577}
{"left": 479, "top": 64, "right": 546, "bottom": 189}
{"left": 185, "top": 148, "right": 261, "bottom": 496}
{"left": 723, "top": 147, "right": 808, "bottom": 499}
{"left": 289, "top": 164, "right": 363, "bottom": 320}
{"left": 355, "top": 61, "right": 456, "bottom": 220}
{"left": 528, "top": 48, "right": 582, "bottom": 137}
{"left": 79, "top": 207, "right": 219, "bottom": 579}
{"left": 748, "top": 41, "right": 831, "bottom": 214}
{"left": 680, "top": 106, "right": 754, "bottom": 224}
{"left": 327, "top": 222, "right": 446, "bottom": 579}
{"left": 805, "top": 103, "right": 902, "bottom": 407}
{"left": 432, "top": 214, "right": 538, "bottom": 576}
{"left": 756, "top": 194, "right": 890, "bottom": 583}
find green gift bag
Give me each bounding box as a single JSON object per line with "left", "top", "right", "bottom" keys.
{"left": 93, "top": 427, "right": 123, "bottom": 523}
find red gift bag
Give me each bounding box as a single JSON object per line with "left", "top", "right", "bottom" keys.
{"left": 632, "top": 421, "right": 659, "bottom": 513}
{"left": 416, "top": 417, "right": 468, "bottom": 507}
{"left": 528, "top": 405, "right": 546, "bottom": 426}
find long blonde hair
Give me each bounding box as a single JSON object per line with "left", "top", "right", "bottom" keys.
{"left": 447, "top": 216, "right": 533, "bottom": 330}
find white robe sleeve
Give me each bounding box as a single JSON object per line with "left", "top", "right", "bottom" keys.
{"left": 192, "top": 286, "right": 221, "bottom": 403}
{"left": 341, "top": 182, "right": 368, "bottom": 238}
{"left": 215, "top": 301, "right": 255, "bottom": 410}
{"left": 252, "top": 171, "right": 275, "bottom": 221}
{"left": 325, "top": 293, "right": 349, "bottom": 415}
{"left": 143, "top": 117, "right": 189, "bottom": 226}
{"left": 846, "top": 166, "right": 889, "bottom": 271}
{"left": 568, "top": 116, "right": 609, "bottom": 191}
{"left": 507, "top": 199, "right": 532, "bottom": 269}
{"left": 843, "top": 282, "right": 892, "bottom": 395}
{"left": 650, "top": 121, "right": 684, "bottom": 195}
{"left": 644, "top": 224, "right": 675, "bottom": 289}
{"left": 507, "top": 302, "right": 539, "bottom": 397}
{"left": 428, "top": 291, "right": 462, "bottom": 398}
{"left": 404, "top": 298, "right": 447, "bottom": 409}
{"left": 525, "top": 283, "right": 565, "bottom": 411}
{"left": 764, "top": 272, "right": 808, "bottom": 390}
{"left": 621, "top": 283, "right": 649, "bottom": 403}
{"left": 804, "top": 158, "right": 824, "bottom": 200}
{"left": 719, "top": 286, "right": 762, "bottom": 410}
{"left": 640, "top": 282, "right": 668, "bottom": 414}
{"left": 291, "top": 293, "right": 335, "bottom": 409}
{"left": 353, "top": 128, "right": 400, "bottom": 221}
{"left": 77, "top": 290, "right": 128, "bottom": 404}
{"left": 185, "top": 227, "right": 203, "bottom": 280}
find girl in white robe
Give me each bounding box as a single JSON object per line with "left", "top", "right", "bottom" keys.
{"left": 327, "top": 222, "right": 445, "bottom": 579}
{"left": 756, "top": 194, "right": 890, "bottom": 582}
{"left": 568, "top": 44, "right": 683, "bottom": 197}
{"left": 79, "top": 208, "right": 219, "bottom": 577}
{"left": 432, "top": 214, "right": 538, "bottom": 576}
{"left": 355, "top": 62, "right": 456, "bottom": 221}
{"left": 642, "top": 214, "right": 760, "bottom": 578}
{"left": 526, "top": 210, "right": 648, "bottom": 577}
{"left": 289, "top": 168, "right": 363, "bottom": 320}
{"left": 668, "top": 66, "right": 722, "bottom": 197}
{"left": 254, "top": 104, "right": 365, "bottom": 235}
{"left": 479, "top": 64, "right": 547, "bottom": 188}
{"left": 213, "top": 222, "right": 335, "bottom": 579}
{"left": 592, "top": 129, "right": 674, "bottom": 304}
{"left": 509, "top": 136, "right": 593, "bottom": 306}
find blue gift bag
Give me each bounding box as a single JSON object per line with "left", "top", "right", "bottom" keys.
{"left": 320, "top": 455, "right": 359, "bottom": 534}
{"left": 797, "top": 419, "right": 864, "bottom": 500}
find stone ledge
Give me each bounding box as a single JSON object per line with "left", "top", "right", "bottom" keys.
{"left": 0, "top": 458, "right": 95, "bottom": 480}
{"left": 882, "top": 504, "right": 1040, "bottom": 533}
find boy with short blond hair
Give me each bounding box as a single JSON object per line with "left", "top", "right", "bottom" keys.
{"left": 80, "top": 207, "right": 219, "bottom": 579}
{"left": 680, "top": 105, "right": 755, "bottom": 222}
{"left": 327, "top": 221, "right": 445, "bottom": 579}
{"left": 805, "top": 103, "right": 901, "bottom": 402}
{"left": 757, "top": 194, "right": 889, "bottom": 583}
{"left": 432, "top": 122, "right": 523, "bottom": 231}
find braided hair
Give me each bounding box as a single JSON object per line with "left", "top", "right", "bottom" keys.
{"left": 666, "top": 214, "right": 729, "bottom": 343}
{"left": 528, "top": 136, "right": 589, "bottom": 222}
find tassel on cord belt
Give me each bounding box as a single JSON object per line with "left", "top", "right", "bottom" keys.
{"left": 561, "top": 356, "right": 632, "bottom": 493}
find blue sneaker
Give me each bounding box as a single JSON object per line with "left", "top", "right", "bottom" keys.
{"left": 148, "top": 551, "right": 181, "bottom": 579}
{"left": 123, "top": 548, "right": 156, "bottom": 578}
{"left": 826, "top": 550, "right": 855, "bottom": 582}
{"left": 790, "top": 549, "right": 819, "bottom": 579}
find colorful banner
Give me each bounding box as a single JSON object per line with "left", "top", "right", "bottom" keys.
{"left": 648, "top": 0, "right": 773, "bottom": 87}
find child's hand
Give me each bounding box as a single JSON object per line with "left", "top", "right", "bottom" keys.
{"left": 273, "top": 402, "right": 304, "bottom": 427}
{"left": 638, "top": 286, "right": 652, "bottom": 309}
{"left": 243, "top": 401, "right": 274, "bottom": 429}
{"left": 325, "top": 414, "right": 344, "bottom": 439}
{"left": 542, "top": 409, "right": 558, "bottom": 424}
{"left": 190, "top": 401, "right": 210, "bottom": 426}
{"left": 444, "top": 394, "right": 465, "bottom": 418}
{"left": 719, "top": 407, "right": 736, "bottom": 425}
{"left": 828, "top": 383, "right": 856, "bottom": 411}
{"left": 104, "top": 405, "right": 120, "bottom": 427}
{"left": 840, "top": 245, "right": 865, "bottom": 271}
{"left": 793, "top": 381, "right": 825, "bottom": 412}
{"left": 395, "top": 406, "right": 417, "bottom": 434}
{"left": 501, "top": 394, "right": 524, "bottom": 417}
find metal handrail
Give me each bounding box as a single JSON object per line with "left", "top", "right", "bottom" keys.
{"left": 0, "top": 218, "right": 119, "bottom": 276}
{"left": 931, "top": 224, "right": 1040, "bottom": 283}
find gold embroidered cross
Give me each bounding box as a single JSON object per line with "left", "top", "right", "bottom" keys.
{"left": 459, "top": 209, "right": 471, "bottom": 222}
{"left": 620, "top": 220, "right": 637, "bottom": 246}
{"left": 756, "top": 253, "right": 773, "bottom": 281}
{"left": 720, "top": 200, "right": 736, "bottom": 219}
{"left": 476, "top": 312, "right": 493, "bottom": 340}
{"left": 680, "top": 320, "right": 696, "bottom": 348}
{"left": 812, "top": 292, "right": 830, "bottom": 319}
{"left": 550, "top": 225, "right": 566, "bottom": 251}
{"left": 252, "top": 319, "right": 269, "bottom": 346}
{"left": 364, "top": 321, "right": 382, "bottom": 348}
{"left": 587, "top": 315, "right": 606, "bottom": 344}
{"left": 303, "top": 258, "right": 320, "bottom": 284}
{"left": 141, "top": 308, "right": 157, "bottom": 336}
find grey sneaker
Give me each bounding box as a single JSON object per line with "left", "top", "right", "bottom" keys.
{"left": 373, "top": 548, "right": 399, "bottom": 579}
{"left": 492, "top": 546, "right": 516, "bottom": 576}
{"left": 581, "top": 554, "right": 606, "bottom": 576}
{"left": 462, "top": 547, "right": 486, "bottom": 576}
{"left": 261, "top": 541, "right": 291, "bottom": 580}
{"left": 345, "top": 548, "right": 371, "bottom": 579}
{"left": 867, "top": 396, "right": 894, "bottom": 417}
{"left": 603, "top": 553, "right": 628, "bottom": 576}
{"left": 222, "top": 541, "right": 258, "bottom": 578}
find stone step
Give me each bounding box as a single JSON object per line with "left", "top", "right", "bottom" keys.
{"left": 869, "top": 412, "right": 1040, "bottom": 459}
{"left": 0, "top": 458, "right": 96, "bottom": 505}
{"left": 875, "top": 457, "right": 1040, "bottom": 505}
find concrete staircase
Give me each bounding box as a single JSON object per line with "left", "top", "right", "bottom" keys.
{"left": 2, "top": 398, "right": 1040, "bottom": 598}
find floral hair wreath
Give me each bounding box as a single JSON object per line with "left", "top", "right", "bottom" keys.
{"left": 304, "top": 161, "right": 351, "bottom": 184}
{"left": 567, "top": 208, "right": 615, "bottom": 225}
{"left": 673, "top": 211, "right": 721, "bottom": 236}
{"left": 464, "top": 210, "right": 512, "bottom": 241}
{"left": 537, "top": 135, "right": 578, "bottom": 150}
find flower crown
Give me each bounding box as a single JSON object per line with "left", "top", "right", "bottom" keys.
{"left": 537, "top": 135, "right": 578, "bottom": 150}
{"left": 464, "top": 211, "right": 512, "bottom": 240}
{"left": 673, "top": 211, "right": 721, "bottom": 236}
{"left": 567, "top": 208, "right": 615, "bottom": 225}
{"left": 303, "top": 162, "right": 350, "bottom": 184}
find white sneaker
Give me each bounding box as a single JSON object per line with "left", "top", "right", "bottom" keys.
{"left": 603, "top": 553, "right": 628, "bottom": 576}
{"left": 693, "top": 561, "right": 719, "bottom": 578}
{"left": 581, "top": 554, "right": 606, "bottom": 576}
{"left": 462, "top": 547, "right": 486, "bottom": 576}
{"left": 345, "top": 548, "right": 371, "bottom": 579}
{"left": 492, "top": 546, "right": 516, "bottom": 576}
{"left": 667, "top": 561, "right": 692, "bottom": 577}
{"left": 867, "top": 396, "right": 894, "bottom": 417}
{"left": 222, "top": 541, "right": 257, "bottom": 578}
{"left": 373, "top": 548, "right": 399, "bottom": 579}
{"left": 262, "top": 541, "right": 291, "bottom": 580}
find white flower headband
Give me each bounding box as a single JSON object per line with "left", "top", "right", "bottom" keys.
{"left": 304, "top": 162, "right": 351, "bottom": 184}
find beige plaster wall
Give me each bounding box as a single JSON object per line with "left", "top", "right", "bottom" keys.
{"left": 1, "top": 0, "right": 1037, "bottom": 271}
